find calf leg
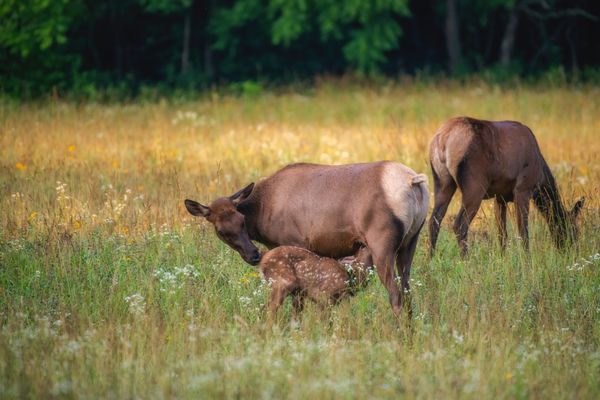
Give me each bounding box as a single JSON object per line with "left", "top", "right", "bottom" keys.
{"left": 291, "top": 292, "right": 305, "bottom": 317}
{"left": 429, "top": 180, "right": 457, "bottom": 257}
{"left": 494, "top": 196, "right": 508, "bottom": 251}
{"left": 267, "top": 284, "right": 291, "bottom": 324}
{"left": 354, "top": 246, "right": 373, "bottom": 267}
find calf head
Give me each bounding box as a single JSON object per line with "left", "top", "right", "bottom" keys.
{"left": 185, "top": 183, "right": 261, "bottom": 265}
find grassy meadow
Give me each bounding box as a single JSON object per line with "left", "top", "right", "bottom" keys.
{"left": 1, "top": 80, "right": 599, "bottom": 399}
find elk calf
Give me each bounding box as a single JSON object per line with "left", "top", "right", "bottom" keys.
{"left": 258, "top": 246, "right": 372, "bottom": 320}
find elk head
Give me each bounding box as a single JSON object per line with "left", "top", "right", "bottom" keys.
{"left": 185, "top": 183, "right": 261, "bottom": 265}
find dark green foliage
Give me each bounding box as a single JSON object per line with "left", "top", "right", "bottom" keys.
{"left": 0, "top": 0, "right": 81, "bottom": 95}
{"left": 0, "top": 0, "right": 599, "bottom": 97}
{"left": 267, "top": 0, "right": 410, "bottom": 72}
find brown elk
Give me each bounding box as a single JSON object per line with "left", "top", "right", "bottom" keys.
{"left": 185, "top": 161, "right": 429, "bottom": 317}
{"left": 428, "top": 116, "right": 585, "bottom": 256}
{"left": 259, "top": 246, "right": 372, "bottom": 321}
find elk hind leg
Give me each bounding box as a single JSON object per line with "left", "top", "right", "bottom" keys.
{"left": 395, "top": 227, "right": 423, "bottom": 319}
{"left": 369, "top": 242, "right": 402, "bottom": 317}
{"left": 453, "top": 187, "right": 485, "bottom": 257}
{"left": 429, "top": 170, "right": 457, "bottom": 257}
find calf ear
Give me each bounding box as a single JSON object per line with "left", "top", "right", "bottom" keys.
{"left": 571, "top": 197, "right": 585, "bottom": 219}
{"left": 230, "top": 182, "right": 255, "bottom": 205}
{"left": 185, "top": 199, "right": 211, "bottom": 217}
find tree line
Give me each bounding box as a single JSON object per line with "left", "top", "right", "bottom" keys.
{"left": 1, "top": 0, "right": 599, "bottom": 97}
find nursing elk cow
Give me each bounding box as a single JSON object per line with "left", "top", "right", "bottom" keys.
{"left": 428, "top": 116, "right": 585, "bottom": 257}
{"left": 185, "top": 161, "right": 429, "bottom": 317}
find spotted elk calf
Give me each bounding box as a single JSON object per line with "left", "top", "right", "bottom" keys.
{"left": 258, "top": 246, "right": 372, "bottom": 321}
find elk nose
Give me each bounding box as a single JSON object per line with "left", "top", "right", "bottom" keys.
{"left": 250, "top": 251, "right": 261, "bottom": 264}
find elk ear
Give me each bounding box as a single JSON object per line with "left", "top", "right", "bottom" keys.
{"left": 230, "top": 182, "right": 255, "bottom": 205}
{"left": 570, "top": 197, "right": 585, "bottom": 219}
{"left": 185, "top": 199, "right": 211, "bottom": 217}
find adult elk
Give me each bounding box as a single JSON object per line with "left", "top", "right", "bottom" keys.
{"left": 428, "top": 116, "right": 584, "bottom": 256}
{"left": 185, "top": 161, "right": 429, "bottom": 316}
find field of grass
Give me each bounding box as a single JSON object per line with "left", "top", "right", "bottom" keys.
{"left": 1, "top": 80, "right": 599, "bottom": 399}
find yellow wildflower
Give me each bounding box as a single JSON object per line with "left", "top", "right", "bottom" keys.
{"left": 72, "top": 220, "right": 82, "bottom": 230}
{"left": 28, "top": 211, "right": 38, "bottom": 221}
{"left": 67, "top": 145, "right": 76, "bottom": 152}
{"left": 15, "top": 162, "right": 27, "bottom": 170}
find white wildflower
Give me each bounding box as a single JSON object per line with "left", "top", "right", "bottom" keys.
{"left": 124, "top": 293, "right": 146, "bottom": 316}
{"left": 239, "top": 296, "right": 252, "bottom": 306}
{"left": 452, "top": 330, "right": 464, "bottom": 344}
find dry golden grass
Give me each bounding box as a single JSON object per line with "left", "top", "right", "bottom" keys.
{"left": 1, "top": 81, "right": 599, "bottom": 399}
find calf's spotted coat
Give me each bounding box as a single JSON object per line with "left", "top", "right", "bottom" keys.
{"left": 258, "top": 246, "right": 372, "bottom": 319}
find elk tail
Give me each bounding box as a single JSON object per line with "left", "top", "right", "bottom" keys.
{"left": 411, "top": 174, "right": 428, "bottom": 186}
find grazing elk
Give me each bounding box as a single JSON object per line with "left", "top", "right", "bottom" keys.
{"left": 185, "top": 161, "right": 429, "bottom": 317}
{"left": 259, "top": 246, "right": 372, "bottom": 321}
{"left": 428, "top": 116, "right": 585, "bottom": 257}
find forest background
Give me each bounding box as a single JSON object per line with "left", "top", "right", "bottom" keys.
{"left": 1, "top": 0, "right": 600, "bottom": 98}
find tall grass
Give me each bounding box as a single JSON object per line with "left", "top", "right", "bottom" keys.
{"left": 1, "top": 80, "right": 599, "bottom": 398}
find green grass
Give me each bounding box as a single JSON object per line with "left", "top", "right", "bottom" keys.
{"left": 1, "top": 80, "right": 599, "bottom": 398}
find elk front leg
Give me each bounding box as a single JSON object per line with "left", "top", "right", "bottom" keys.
{"left": 494, "top": 196, "right": 508, "bottom": 251}
{"left": 514, "top": 191, "right": 532, "bottom": 251}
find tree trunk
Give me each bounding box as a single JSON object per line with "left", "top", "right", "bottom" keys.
{"left": 203, "top": 0, "right": 216, "bottom": 80}
{"left": 445, "top": 0, "right": 462, "bottom": 75}
{"left": 85, "top": 2, "right": 101, "bottom": 70}
{"left": 204, "top": 40, "right": 214, "bottom": 79}
{"left": 110, "top": 2, "right": 123, "bottom": 78}
{"left": 566, "top": 23, "right": 578, "bottom": 74}
{"left": 181, "top": 9, "right": 191, "bottom": 76}
{"left": 500, "top": 2, "right": 520, "bottom": 66}
{"left": 482, "top": 12, "right": 497, "bottom": 65}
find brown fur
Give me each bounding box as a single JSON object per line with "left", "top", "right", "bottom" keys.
{"left": 185, "top": 161, "right": 429, "bottom": 317}
{"left": 428, "top": 116, "right": 585, "bottom": 256}
{"left": 259, "top": 246, "right": 372, "bottom": 321}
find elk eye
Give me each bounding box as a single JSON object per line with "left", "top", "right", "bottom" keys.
{"left": 219, "top": 230, "right": 232, "bottom": 239}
